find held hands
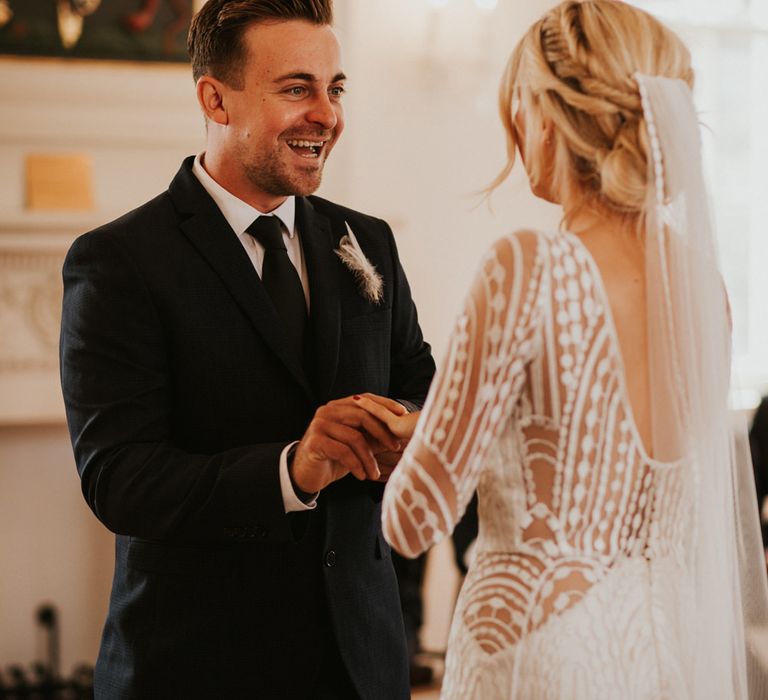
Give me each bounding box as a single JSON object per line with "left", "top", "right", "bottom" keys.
{"left": 354, "top": 395, "right": 421, "bottom": 482}
{"left": 352, "top": 395, "right": 420, "bottom": 440}
{"left": 290, "top": 394, "right": 407, "bottom": 494}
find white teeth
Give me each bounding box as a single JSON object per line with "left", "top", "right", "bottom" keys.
{"left": 287, "top": 139, "right": 324, "bottom": 148}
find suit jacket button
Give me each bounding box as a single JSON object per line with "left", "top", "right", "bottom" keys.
{"left": 324, "top": 550, "right": 337, "bottom": 567}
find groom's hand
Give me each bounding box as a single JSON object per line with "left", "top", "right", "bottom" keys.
{"left": 372, "top": 445, "right": 407, "bottom": 482}
{"left": 290, "top": 395, "right": 404, "bottom": 494}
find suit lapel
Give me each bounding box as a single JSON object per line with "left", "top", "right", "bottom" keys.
{"left": 297, "top": 197, "right": 341, "bottom": 403}
{"left": 169, "top": 159, "right": 314, "bottom": 401}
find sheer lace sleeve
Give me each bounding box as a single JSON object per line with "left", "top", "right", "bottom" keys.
{"left": 382, "top": 231, "right": 543, "bottom": 557}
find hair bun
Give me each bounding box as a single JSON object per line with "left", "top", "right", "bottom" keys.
{"left": 598, "top": 115, "right": 649, "bottom": 214}
{"left": 492, "top": 0, "right": 693, "bottom": 224}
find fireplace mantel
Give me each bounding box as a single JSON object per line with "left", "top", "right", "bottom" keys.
{"left": 0, "top": 213, "right": 120, "bottom": 424}
{"left": 0, "top": 55, "right": 204, "bottom": 424}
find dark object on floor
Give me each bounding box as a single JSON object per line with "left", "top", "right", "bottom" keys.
{"left": 0, "top": 663, "right": 94, "bottom": 699}
{"left": 1, "top": 603, "right": 94, "bottom": 699}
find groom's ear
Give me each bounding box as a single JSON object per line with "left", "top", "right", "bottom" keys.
{"left": 196, "top": 76, "right": 229, "bottom": 126}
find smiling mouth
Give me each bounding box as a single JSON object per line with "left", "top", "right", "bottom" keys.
{"left": 286, "top": 138, "right": 328, "bottom": 159}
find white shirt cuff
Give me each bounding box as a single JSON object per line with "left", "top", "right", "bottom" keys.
{"left": 279, "top": 441, "right": 318, "bottom": 513}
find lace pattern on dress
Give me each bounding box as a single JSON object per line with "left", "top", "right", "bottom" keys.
{"left": 382, "top": 230, "right": 693, "bottom": 699}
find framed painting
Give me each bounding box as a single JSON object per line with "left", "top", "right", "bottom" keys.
{"left": 0, "top": 1, "right": 198, "bottom": 63}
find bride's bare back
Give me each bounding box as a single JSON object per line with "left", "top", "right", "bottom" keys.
{"left": 576, "top": 226, "right": 652, "bottom": 456}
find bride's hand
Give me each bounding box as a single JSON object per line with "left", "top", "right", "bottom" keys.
{"left": 353, "top": 394, "right": 420, "bottom": 440}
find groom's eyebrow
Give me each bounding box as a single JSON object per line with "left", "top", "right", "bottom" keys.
{"left": 274, "top": 71, "right": 347, "bottom": 83}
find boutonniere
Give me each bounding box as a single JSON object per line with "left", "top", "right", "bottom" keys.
{"left": 335, "top": 222, "right": 384, "bottom": 304}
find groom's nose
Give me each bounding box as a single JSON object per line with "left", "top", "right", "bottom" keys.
{"left": 306, "top": 92, "right": 340, "bottom": 131}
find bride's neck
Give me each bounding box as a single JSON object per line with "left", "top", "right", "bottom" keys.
{"left": 563, "top": 202, "right": 639, "bottom": 245}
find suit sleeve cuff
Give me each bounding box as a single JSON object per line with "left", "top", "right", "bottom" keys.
{"left": 279, "top": 441, "right": 318, "bottom": 513}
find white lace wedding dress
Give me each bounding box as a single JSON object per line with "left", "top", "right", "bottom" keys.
{"left": 382, "top": 229, "right": 694, "bottom": 699}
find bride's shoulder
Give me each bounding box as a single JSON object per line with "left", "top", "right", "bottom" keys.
{"left": 487, "top": 228, "right": 548, "bottom": 269}
{"left": 496, "top": 229, "right": 583, "bottom": 263}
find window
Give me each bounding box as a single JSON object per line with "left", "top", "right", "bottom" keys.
{"left": 632, "top": 0, "right": 768, "bottom": 407}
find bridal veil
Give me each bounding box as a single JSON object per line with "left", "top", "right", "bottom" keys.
{"left": 635, "top": 73, "right": 768, "bottom": 700}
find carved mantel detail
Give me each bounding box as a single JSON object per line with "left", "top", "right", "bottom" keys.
{"left": 0, "top": 246, "right": 63, "bottom": 373}
{"left": 0, "top": 218, "right": 104, "bottom": 424}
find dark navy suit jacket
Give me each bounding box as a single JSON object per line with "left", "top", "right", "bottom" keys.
{"left": 60, "top": 157, "right": 435, "bottom": 699}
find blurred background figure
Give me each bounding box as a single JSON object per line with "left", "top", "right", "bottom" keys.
{"left": 751, "top": 396, "right": 768, "bottom": 560}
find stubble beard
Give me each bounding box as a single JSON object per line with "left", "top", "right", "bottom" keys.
{"left": 243, "top": 143, "right": 328, "bottom": 199}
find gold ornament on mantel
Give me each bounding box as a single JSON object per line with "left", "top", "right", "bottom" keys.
{"left": 56, "top": 0, "right": 101, "bottom": 50}
{"left": 0, "top": 0, "right": 12, "bottom": 28}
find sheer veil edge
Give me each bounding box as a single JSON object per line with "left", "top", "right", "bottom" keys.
{"left": 635, "top": 73, "right": 768, "bottom": 700}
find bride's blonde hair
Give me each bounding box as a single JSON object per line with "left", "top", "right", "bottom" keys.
{"left": 494, "top": 0, "right": 693, "bottom": 228}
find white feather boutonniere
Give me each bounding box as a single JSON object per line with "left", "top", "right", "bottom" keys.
{"left": 335, "top": 222, "right": 384, "bottom": 304}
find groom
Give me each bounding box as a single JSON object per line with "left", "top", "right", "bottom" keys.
{"left": 59, "top": 1, "right": 434, "bottom": 698}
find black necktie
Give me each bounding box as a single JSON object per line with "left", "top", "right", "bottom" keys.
{"left": 246, "top": 216, "right": 307, "bottom": 355}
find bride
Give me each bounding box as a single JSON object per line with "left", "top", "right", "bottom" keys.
{"left": 357, "top": 1, "right": 768, "bottom": 698}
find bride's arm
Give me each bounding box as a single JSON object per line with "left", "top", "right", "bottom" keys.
{"left": 378, "top": 231, "right": 543, "bottom": 558}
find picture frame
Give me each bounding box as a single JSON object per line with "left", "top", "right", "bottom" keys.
{"left": 0, "top": 1, "right": 196, "bottom": 63}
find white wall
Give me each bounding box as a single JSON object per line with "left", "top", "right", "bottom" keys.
{"left": 336, "top": 0, "right": 560, "bottom": 360}
{"left": 0, "top": 425, "right": 113, "bottom": 673}
{"left": 0, "top": 0, "right": 559, "bottom": 671}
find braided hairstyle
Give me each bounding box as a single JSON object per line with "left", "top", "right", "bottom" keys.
{"left": 494, "top": 1, "right": 693, "bottom": 228}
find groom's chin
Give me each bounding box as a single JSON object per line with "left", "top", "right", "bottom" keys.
{"left": 286, "top": 171, "right": 325, "bottom": 198}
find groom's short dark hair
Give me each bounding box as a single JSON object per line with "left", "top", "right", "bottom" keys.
{"left": 188, "top": 0, "right": 334, "bottom": 88}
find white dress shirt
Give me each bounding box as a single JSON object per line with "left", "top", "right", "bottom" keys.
{"left": 192, "top": 153, "right": 316, "bottom": 513}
